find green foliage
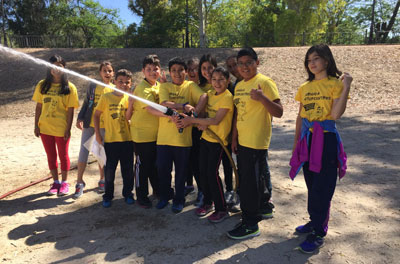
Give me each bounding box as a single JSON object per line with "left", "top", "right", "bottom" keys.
{"left": 2, "top": 0, "right": 400, "bottom": 47}
{"left": 3, "top": 0, "right": 123, "bottom": 47}
{"left": 127, "top": 0, "right": 186, "bottom": 47}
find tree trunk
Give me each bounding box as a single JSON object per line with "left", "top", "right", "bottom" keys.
{"left": 381, "top": 0, "right": 400, "bottom": 42}
{"left": 185, "top": 0, "right": 189, "bottom": 48}
{"left": 1, "top": 0, "right": 8, "bottom": 46}
{"left": 368, "top": 0, "right": 376, "bottom": 44}
{"left": 198, "top": 0, "right": 205, "bottom": 48}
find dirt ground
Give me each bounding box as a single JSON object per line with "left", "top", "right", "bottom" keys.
{"left": 0, "top": 46, "right": 399, "bottom": 264}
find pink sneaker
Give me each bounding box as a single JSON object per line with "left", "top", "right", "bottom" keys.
{"left": 195, "top": 204, "right": 214, "bottom": 216}
{"left": 58, "top": 182, "right": 69, "bottom": 196}
{"left": 47, "top": 182, "right": 60, "bottom": 195}
{"left": 208, "top": 210, "right": 229, "bottom": 223}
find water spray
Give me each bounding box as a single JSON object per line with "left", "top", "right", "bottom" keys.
{"left": 0, "top": 45, "right": 169, "bottom": 114}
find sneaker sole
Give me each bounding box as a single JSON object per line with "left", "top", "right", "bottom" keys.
{"left": 58, "top": 192, "right": 68, "bottom": 196}
{"left": 296, "top": 243, "right": 324, "bottom": 254}
{"left": 226, "top": 229, "right": 260, "bottom": 240}
{"left": 262, "top": 213, "right": 274, "bottom": 219}
{"left": 208, "top": 215, "right": 229, "bottom": 223}
{"left": 138, "top": 203, "right": 152, "bottom": 209}
{"left": 196, "top": 210, "right": 213, "bottom": 217}
{"left": 73, "top": 193, "right": 83, "bottom": 199}
{"left": 47, "top": 192, "right": 58, "bottom": 196}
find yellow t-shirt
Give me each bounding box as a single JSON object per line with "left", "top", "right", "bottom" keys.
{"left": 201, "top": 89, "right": 234, "bottom": 146}
{"left": 95, "top": 92, "right": 131, "bottom": 143}
{"left": 200, "top": 83, "right": 213, "bottom": 93}
{"left": 32, "top": 80, "right": 79, "bottom": 137}
{"left": 295, "top": 77, "right": 343, "bottom": 122}
{"left": 130, "top": 79, "right": 160, "bottom": 143}
{"left": 89, "top": 84, "right": 114, "bottom": 128}
{"left": 157, "top": 80, "right": 205, "bottom": 147}
{"left": 234, "top": 73, "right": 280, "bottom": 149}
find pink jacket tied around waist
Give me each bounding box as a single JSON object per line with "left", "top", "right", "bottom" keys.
{"left": 289, "top": 119, "right": 347, "bottom": 180}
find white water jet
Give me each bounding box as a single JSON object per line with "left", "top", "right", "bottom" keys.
{"left": 0, "top": 45, "right": 168, "bottom": 114}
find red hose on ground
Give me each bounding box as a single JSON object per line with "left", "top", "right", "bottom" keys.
{"left": 0, "top": 160, "right": 96, "bottom": 200}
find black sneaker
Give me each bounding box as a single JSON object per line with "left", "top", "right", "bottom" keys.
{"left": 227, "top": 222, "right": 260, "bottom": 240}
{"left": 137, "top": 197, "right": 152, "bottom": 209}
{"left": 260, "top": 207, "right": 274, "bottom": 219}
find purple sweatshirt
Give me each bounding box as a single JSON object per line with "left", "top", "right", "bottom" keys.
{"left": 289, "top": 119, "right": 347, "bottom": 180}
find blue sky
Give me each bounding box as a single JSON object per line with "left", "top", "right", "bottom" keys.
{"left": 97, "top": 0, "right": 141, "bottom": 27}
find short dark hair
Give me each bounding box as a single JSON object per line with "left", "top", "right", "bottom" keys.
{"left": 212, "top": 66, "right": 230, "bottom": 80}
{"left": 142, "top": 54, "right": 161, "bottom": 69}
{"left": 115, "top": 69, "right": 133, "bottom": 80}
{"left": 99, "top": 61, "right": 113, "bottom": 72}
{"left": 237, "top": 47, "right": 258, "bottom": 61}
{"left": 305, "top": 44, "right": 342, "bottom": 81}
{"left": 168, "top": 57, "right": 187, "bottom": 71}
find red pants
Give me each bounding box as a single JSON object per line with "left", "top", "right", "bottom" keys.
{"left": 40, "top": 133, "right": 70, "bottom": 171}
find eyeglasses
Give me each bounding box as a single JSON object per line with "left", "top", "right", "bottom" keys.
{"left": 237, "top": 61, "right": 255, "bottom": 67}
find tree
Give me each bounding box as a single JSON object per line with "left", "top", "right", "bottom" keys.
{"left": 127, "top": 0, "right": 186, "bottom": 47}
{"left": 1, "top": 0, "right": 8, "bottom": 46}
{"left": 7, "top": 0, "right": 48, "bottom": 35}
{"left": 68, "top": 0, "right": 122, "bottom": 47}
{"left": 369, "top": 0, "right": 376, "bottom": 43}
{"left": 380, "top": 0, "right": 400, "bottom": 41}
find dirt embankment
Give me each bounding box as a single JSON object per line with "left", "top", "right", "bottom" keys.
{"left": 0, "top": 46, "right": 399, "bottom": 263}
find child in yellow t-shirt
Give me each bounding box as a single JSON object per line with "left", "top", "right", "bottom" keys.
{"left": 94, "top": 69, "right": 134, "bottom": 208}
{"left": 227, "top": 47, "right": 283, "bottom": 240}
{"left": 32, "top": 55, "right": 79, "bottom": 196}
{"left": 179, "top": 66, "right": 233, "bottom": 223}
{"left": 155, "top": 57, "right": 207, "bottom": 213}
{"left": 125, "top": 55, "right": 162, "bottom": 208}
{"left": 291, "top": 44, "right": 352, "bottom": 253}
{"left": 185, "top": 54, "right": 218, "bottom": 206}
{"left": 74, "top": 61, "right": 115, "bottom": 198}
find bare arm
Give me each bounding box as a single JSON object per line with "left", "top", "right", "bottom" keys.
{"left": 64, "top": 107, "right": 74, "bottom": 140}
{"left": 250, "top": 85, "right": 283, "bottom": 118}
{"left": 34, "top": 103, "right": 42, "bottom": 137}
{"left": 331, "top": 73, "right": 352, "bottom": 120}
{"left": 194, "top": 93, "right": 208, "bottom": 116}
{"left": 93, "top": 110, "right": 103, "bottom": 145}
{"left": 231, "top": 109, "right": 238, "bottom": 154}
{"left": 161, "top": 101, "right": 186, "bottom": 110}
{"left": 293, "top": 103, "right": 303, "bottom": 152}
{"left": 125, "top": 98, "right": 134, "bottom": 121}
{"left": 146, "top": 106, "right": 166, "bottom": 117}
{"left": 179, "top": 108, "right": 230, "bottom": 128}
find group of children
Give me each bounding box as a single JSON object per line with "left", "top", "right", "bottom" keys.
{"left": 32, "top": 45, "right": 352, "bottom": 253}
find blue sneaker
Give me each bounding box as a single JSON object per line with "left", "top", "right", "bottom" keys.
{"left": 156, "top": 199, "right": 169, "bottom": 209}
{"left": 195, "top": 191, "right": 204, "bottom": 207}
{"left": 125, "top": 197, "right": 135, "bottom": 205}
{"left": 171, "top": 202, "right": 184, "bottom": 213}
{"left": 102, "top": 200, "right": 112, "bottom": 208}
{"left": 297, "top": 233, "right": 324, "bottom": 254}
{"left": 295, "top": 222, "right": 313, "bottom": 234}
